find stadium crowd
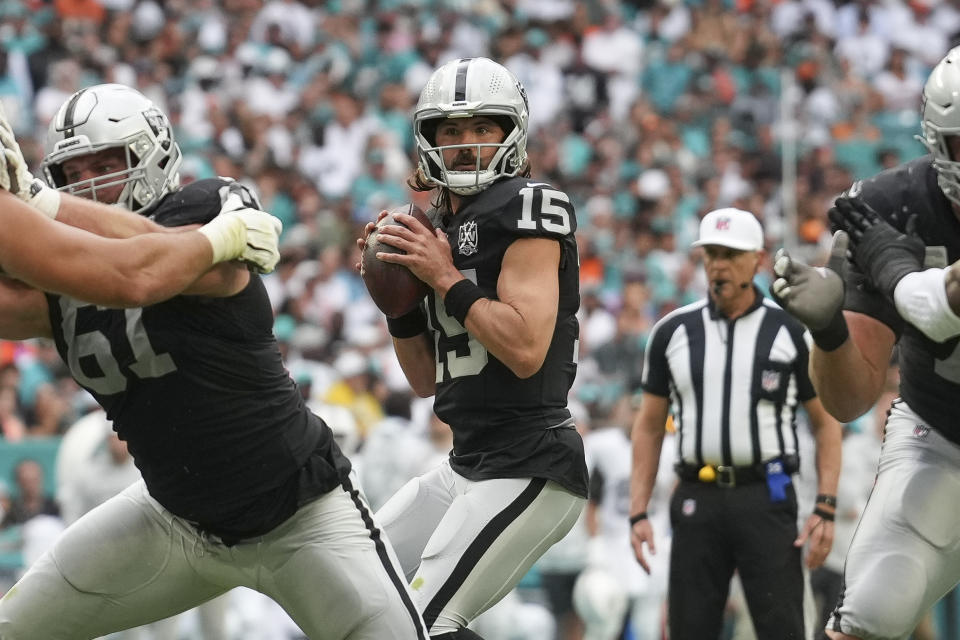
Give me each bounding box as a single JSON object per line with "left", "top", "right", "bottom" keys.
{"left": 0, "top": 0, "right": 956, "bottom": 638}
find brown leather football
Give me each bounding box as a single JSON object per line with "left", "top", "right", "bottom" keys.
{"left": 361, "top": 204, "right": 433, "bottom": 318}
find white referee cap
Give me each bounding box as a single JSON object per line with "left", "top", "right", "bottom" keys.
{"left": 691, "top": 207, "right": 764, "bottom": 251}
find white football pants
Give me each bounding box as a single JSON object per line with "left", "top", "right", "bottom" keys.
{"left": 376, "top": 459, "right": 585, "bottom": 636}
{"left": 829, "top": 401, "right": 960, "bottom": 640}
{"left": 0, "top": 476, "right": 428, "bottom": 639}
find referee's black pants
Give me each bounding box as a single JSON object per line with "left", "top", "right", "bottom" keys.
{"left": 667, "top": 479, "right": 803, "bottom": 640}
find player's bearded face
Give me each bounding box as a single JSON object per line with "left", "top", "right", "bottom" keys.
{"left": 59, "top": 147, "right": 128, "bottom": 205}
{"left": 436, "top": 116, "right": 505, "bottom": 173}
{"left": 450, "top": 149, "right": 481, "bottom": 171}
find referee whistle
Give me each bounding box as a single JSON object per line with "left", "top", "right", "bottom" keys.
{"left": 698, "top": 465, "right": 716, "bottom": 482}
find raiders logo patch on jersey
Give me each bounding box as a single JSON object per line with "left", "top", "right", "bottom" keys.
{"left": 458, "top": 221, "right": 478, "bottom": 256}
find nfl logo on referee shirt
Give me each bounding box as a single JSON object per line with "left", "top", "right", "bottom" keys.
{"left": 761, "top": 369, "right": 781, "bottom": 393}
{"left": 914, "top": 424, "right": 930, "bottom": 439}
{"left": 682, "top": 498, "right": 696, "bottom": 516}
{"left": 458, "top": 221, "right": 478, "bottom": 256}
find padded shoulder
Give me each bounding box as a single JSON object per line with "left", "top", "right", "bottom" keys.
{"left": 467, "top": 177, "right": 577, "bottom": 240}
{"left": 853, "top": 155, "right": 940, "bottom": 229}
{"left": 150, "top": 178, "right": 261, "bottom": 228}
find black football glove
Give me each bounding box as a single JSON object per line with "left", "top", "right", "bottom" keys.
{"left": 828, "top": 196, "right": 925, "bottom": 300}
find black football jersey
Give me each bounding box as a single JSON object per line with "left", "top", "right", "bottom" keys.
{"left": 46, "top": 179, "right": 350, "bottom": 541}
{"left": 843, "top": 155, "right": 960, "bottom": 441}
{"left": 426, "top": 177, "right": 587, "bottom": 498}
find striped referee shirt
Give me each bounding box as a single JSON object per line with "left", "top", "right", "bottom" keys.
{"left": 640, "top": 289, "right": 816, "bottom": 468}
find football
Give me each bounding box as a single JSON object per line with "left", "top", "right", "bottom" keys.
{"left": 361, "top": 204, "right": 433, "bottom": 318}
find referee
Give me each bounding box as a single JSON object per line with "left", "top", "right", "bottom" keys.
{"left": 628, "top": 208, "right": 842, "bottom": 640}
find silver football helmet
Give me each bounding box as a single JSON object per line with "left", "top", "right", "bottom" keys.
{"left": 414, "top": 57, "right": 529, "bottom": 196}
{"left": 42, "top": 84, "right": 182, "bottom": 215}
{"left": 920, "top": 46, "right": 960, "bottom": 207}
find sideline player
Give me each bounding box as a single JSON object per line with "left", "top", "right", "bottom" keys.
{"left": 0, "top": 84, "right": 427, "bottom": 639}
{"left": 358, "top": 58, "right": 588, "bottom": 639}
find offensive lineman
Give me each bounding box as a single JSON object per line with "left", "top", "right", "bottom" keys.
{"left": 772, "top": 46, "right": 960, "bottom": 640}
{"left": 0, "top": 114, "right": 280, "bottom": 309}
{"left": 357, "top": 57, "right": 588, "bottom": 639}
{"left": 0, "top": 84, "right": 427, "bottom": 639}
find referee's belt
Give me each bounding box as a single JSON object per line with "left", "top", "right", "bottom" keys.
{"left": 675, "top": 457, "right": 798, "bottom": 488}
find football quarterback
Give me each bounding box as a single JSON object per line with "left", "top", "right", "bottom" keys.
{"left": 359, "top": 58, "right": 588, "bottom": 639}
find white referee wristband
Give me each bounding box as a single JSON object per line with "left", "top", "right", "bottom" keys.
{"left": 893, "top": 268, "right": 960, "bottom": 342}
{"left": 197, "top": 213, "right": 246, "bottom": 265}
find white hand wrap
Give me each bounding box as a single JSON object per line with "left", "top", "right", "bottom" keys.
{"left": 893, "top": 268, "right": 960, "bottom": 342}
{"left": 197, "top": 212, "right": 247, "bottom": 265}
{"left": 231, "top": 207, "right": 282, "bottom": 274}
{"left": 197, "top": 207, "right": 282, "bottom": 273}
{"left": 26, "top": 178, "right": 61, "bottom": 219}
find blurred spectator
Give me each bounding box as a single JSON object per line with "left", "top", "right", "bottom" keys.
{"left": 249, "top": 0, "right": 315, "bottom": 57}
{"left": 2, "top": 459, "right": 59, "bottom": 528}
{"left": 26, "top": 382, "right": 72, "bottom": 437}
{"left": 56, "top": 410, "right": 137, "bottom": 526}
{"left": 591, "top": 276, "right": 653, "bottom": 395}
{"left": 303, "top": 89, "right": 378, "bottom": 199}
{"left": 874, "top": 47, "right": 924, "bottom": 113}
{"left": 504, "top": 29, "right": 565, "bottom": 133}
{"left": 244, "top": 47, "right": 299, "bottom": 120}
{"left": 562, "top": 47, "right": 609, "bottom": 135}
{"left": 32, "top": 57, "right": 80, "bottom": 130}
{"left": 890, "top": 0, "right": 947, "bottom": 68}
{"left": 350, "top": 145, "right": 409, "bottom": 223}
{"left": 833, "top": 7, "right": 889, "bottom": 78}
{"left": 0, "top": 385, "right": 26, "bottom": 442}
{"left": 358, "top": 390, "right": 429, "bottom": 510}
{"left": 55, "top": 0, "right": 106, "bottom": 26}
{"left": 323, "top": 349, "right": 384, "bottom": 441}
{"left": 581, "top": 10, "right": 642, "bottom": 121}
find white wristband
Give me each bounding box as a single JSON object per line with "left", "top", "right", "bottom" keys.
{"left": 893, "top": 268, "right": 960, "bottom": 342}
{"left": 28, "top": 182, "right": 60, "bottom": 219}
{"left": 196, "top": 212, "right": 246, "bottom": 265}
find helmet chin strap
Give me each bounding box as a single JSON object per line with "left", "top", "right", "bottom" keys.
{"left": 445, "top": 170, "right": 493, "bottom": 195}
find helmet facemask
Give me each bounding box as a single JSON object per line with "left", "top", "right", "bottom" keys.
{"left": 415, "top": 113, "right": 525, "bottom": 195}
{"left": 920, "top": 118, "right": 960, "bottom": 207}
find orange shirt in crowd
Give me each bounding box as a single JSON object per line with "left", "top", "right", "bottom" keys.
{"left": 55, "top": 0, "right": 106, "bottom": 24}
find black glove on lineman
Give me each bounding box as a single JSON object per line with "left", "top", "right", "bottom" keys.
{"left": 828, "top": 197, "right": 925, "bottom": 300}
